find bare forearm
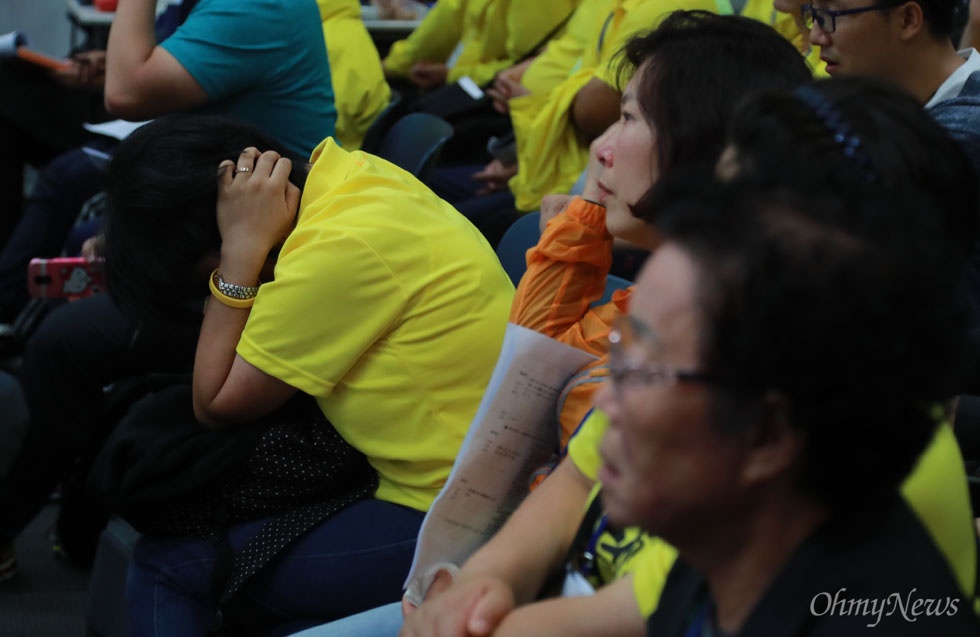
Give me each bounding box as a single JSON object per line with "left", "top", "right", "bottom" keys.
{"left": 570, "top": 79, "right": 621, "bottom": 143}
{"left": 192, "top": 249, "right": 265, "bottom": 425}
{"left": 105, "top": 0, "right": 158, "bottom": 109}
{"left": 493, "top": 577, "right": 644, "bottom": 637}
{"left": 458, "top": 460, "right": 594, "bottom": 604}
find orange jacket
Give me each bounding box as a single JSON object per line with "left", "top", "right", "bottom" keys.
{"left": 509, "top": 198, "right": 632, "bottom": 448}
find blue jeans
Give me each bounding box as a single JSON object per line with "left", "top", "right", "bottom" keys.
{"left": 290, "top": 602, "right": 402, "bottom": 637}
{"left": 127, "top": 498, "right": 424, "bottom": 636}
{"left": 0, "top": 294, "right": 200, "bottom": 547}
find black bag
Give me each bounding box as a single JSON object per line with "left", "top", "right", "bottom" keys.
{"left": 410, "top": 80, "right": 495, "bottom": 122}
{"left": 91, "top": 384, "right": 377, "bottom": 538}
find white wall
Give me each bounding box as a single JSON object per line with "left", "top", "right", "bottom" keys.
{"left": 0, "top": 0, "right": 73, "bottom": 56}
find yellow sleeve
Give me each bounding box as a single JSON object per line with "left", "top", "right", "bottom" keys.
{"left": 594, "top": 0, "right": 717, "bottom": 87}
{"left": 629, "top": 536, "right": 680, "bottom": 618}
{"left": 319, "top": 0, "right": 391, "bottom": 149}
{"left": 448, "top": 0, "right": 580, "bottom": 86}
{"left": 383, "top": 0, "right": 466, "bottom": 78}
{"left": 509, "top": 67, "right": 594, "bottom": 211}
{"left": 521, "top": 0, "right": 601, "bottom": 95}
{"left": 567, "top": 409, "right": 610, "bottom": 480}
{"left": 510, "top": 199, "right": 612, "bottom": 340}
{"left": 900, "top": 423, "right": 978, "bottom": 602}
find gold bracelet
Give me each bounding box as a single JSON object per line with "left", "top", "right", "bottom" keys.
{"left": 208, "top": 269, "right": 257, "bottom": 309}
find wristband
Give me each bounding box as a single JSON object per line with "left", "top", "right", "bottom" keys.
{"left": 209, "top": 269, "right": 259, "bottom": 309}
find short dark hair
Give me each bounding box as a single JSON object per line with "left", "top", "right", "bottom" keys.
{"left": 102, "top": 114, "right": 308, "bottom": 322}
{"left": 655, "top": 179, "right": 972, "bottom": 510}
{"left": 617, "top": 10, "right": 813, "bottom": 178}
{"left": 879, "top": 0, "right": 962, "bottom": 40}
{"left": 726, "top": 77, "right": 979, "bottom": 261}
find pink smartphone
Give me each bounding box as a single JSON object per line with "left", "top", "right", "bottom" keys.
{"left": 27, "top": 257, "right": 106, "bottom": 300}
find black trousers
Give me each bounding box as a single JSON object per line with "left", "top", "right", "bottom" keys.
{"left": 0, "top": 294, "right": 199, "bottom": 545}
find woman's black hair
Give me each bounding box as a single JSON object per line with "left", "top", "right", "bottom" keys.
{"left": 102, "top": 114, "right": 308, "bottom": 322}
{"left": 654, "top": 178, "right": 972, "bottom": 511}
{"left": 723, "top": 76, "right": 979, "bottom": 259}
{"left": 616, "top": 10, "right": 813, "bottom": 183}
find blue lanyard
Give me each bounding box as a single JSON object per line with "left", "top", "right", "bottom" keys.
{"left": 684, "top": 602, "right": 711, "bottom": 637}
{"left": 578, "top": 513, "right": 609, "bottom": 576}
{"left": 596, "top": 12, "right": 615, "bottom": 55}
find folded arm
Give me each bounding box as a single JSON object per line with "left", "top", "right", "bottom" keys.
{"left": 193, "top": 149, "right": 300, "bottom": 426}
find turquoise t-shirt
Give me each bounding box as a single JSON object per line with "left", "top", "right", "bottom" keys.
{"left": 162, "top": 0, "right": 337, "bottom": 157}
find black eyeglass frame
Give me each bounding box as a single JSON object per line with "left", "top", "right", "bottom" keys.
{"left": 607, "top": 318, "right": 734, "bottom": 391}
{"left": 800, "top": 2, "right": 890, "bottom": 33}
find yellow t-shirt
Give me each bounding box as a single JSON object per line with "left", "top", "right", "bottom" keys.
{"left": 383, "top": 0, "right": 579, "bottom": 87}
{"left": 568, "top": 409, "right": 979, "bottom": 615}
{"left": 901, "top": 422, "right": 979, "bottom": 607}
{"left": 318, "top": 0, "right": 391, "bottom": 149}
{"left": 237, "top": 139, "right": 515, "bottom": 512}
{"left": 567, "top": 409, "right": 677, "bottom": 618}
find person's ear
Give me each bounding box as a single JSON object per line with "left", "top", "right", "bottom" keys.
{"left": 738, "top": 391, "right": 805, "bottom": 487}
{"left": 896, "top": 1, "right": 927, "bottom": 41}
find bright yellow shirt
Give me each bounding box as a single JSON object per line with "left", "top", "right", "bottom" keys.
{"left": 521, "top": 0, "right": 606, "bottom": 96}
{"left": 383, "top": 0, "right": 579, "bottom": 87}
{"left": 568, "top": 410, "right": 677, "bottom": 618}
{"left": 317, "top": 0, "right": 391, "bottom": 149}
{"left": 238, "top": 139, "right": 515, "bottom": 511}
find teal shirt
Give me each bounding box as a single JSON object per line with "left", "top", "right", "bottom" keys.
{"left": 162, "top": 0, "right": 336, "bottom": 157}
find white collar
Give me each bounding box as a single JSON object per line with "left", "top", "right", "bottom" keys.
{"left": 925, "top": 48, "right": 980, "bottom": 108}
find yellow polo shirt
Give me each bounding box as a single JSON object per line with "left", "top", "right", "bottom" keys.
{"left": 238, "top": 139, "right": 515, "bottom": 511}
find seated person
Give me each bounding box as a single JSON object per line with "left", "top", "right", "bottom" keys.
{"left": 512, "top": 11, "right": 812, "bottom": 446}
{"left": 601, "top": 176, "right": 978, "bottom": 636}
{"left": 88, "top": 113, "right": 514, "bottom": 633}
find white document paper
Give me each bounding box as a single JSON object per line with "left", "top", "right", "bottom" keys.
{"left": 83, "top": 119, "right": 152, "bottom": 141}
{"left": 403, "top": 324, "right": 597, "bottom": 604}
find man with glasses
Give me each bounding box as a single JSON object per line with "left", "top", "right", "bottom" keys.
{"left": 793, "top": 0, "right": 980, "bottom": 166}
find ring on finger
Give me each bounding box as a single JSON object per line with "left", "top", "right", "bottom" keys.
{"left": 236, "top": 167, "right": 252, "bottom": 174}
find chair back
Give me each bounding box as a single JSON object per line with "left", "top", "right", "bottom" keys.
{"left": 375, "top": 112, "right": 454, "bottom": 183}
{"left": 495, "top": 212, "right": 541, "bottom": 287}
{"left": 598, "top": 274, "right": 632, "bottom": 305}
{"left": 359, "top": 92, "right": 405, "bottom": 154}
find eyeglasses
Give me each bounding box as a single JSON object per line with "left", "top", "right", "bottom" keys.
{"left": 801, "top": 2, "right": 885, "bottom": 33}
{"left": 608, "top": 317, "right": 730, "bottom": 390}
